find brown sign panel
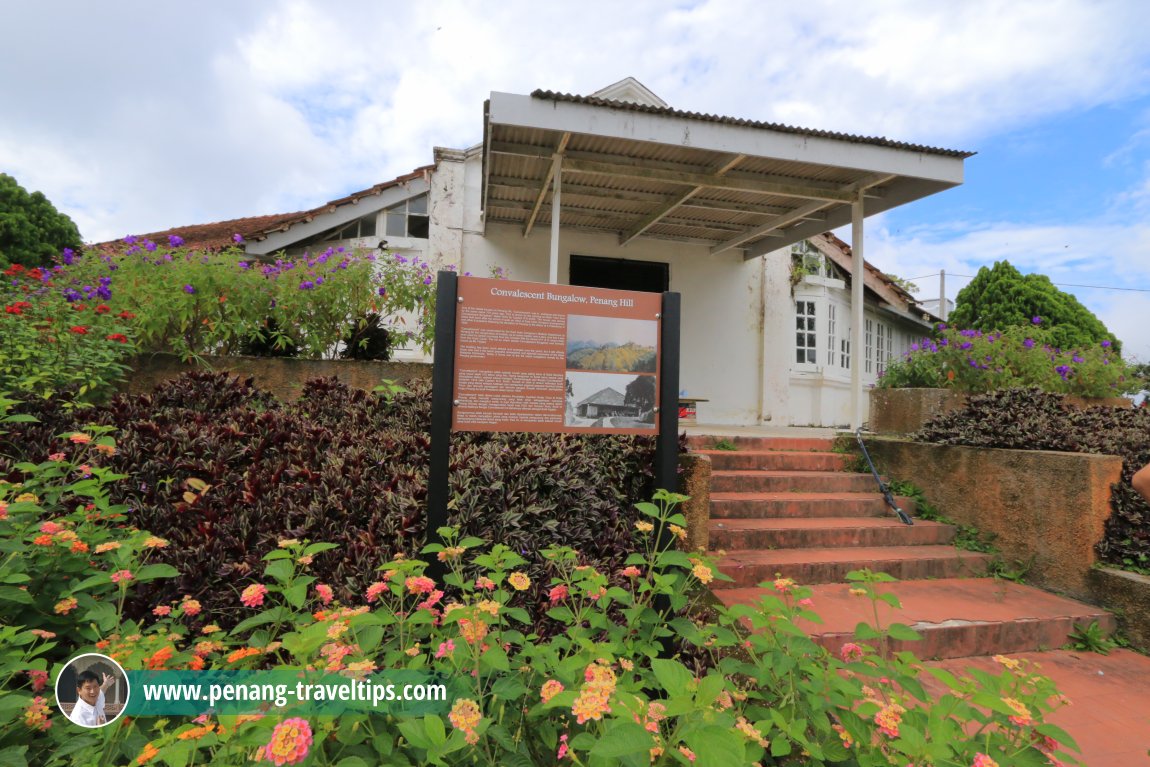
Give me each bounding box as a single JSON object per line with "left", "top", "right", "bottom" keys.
{"left": 452, "top": 276, "right": 662, "bottom": 434}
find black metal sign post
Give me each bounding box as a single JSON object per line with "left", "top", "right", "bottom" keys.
{"left": 654, "top": 291, "right": 681, "bottom": 495}
{"left": 425, "top": 273, "right": 682, "bottom": 581}
{"left": 425, "top": 270, "right": 458, "bottom": 579}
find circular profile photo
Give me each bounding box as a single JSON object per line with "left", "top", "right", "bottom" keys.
{"left": 55, "top": 653, "right": 130, "bottom": 728}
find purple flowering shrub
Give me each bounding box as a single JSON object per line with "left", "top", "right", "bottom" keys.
{"left": 59, "top": 240, "right": 442, "bottom": 361}
{"left": 877, "top": 323, "right": 1134, "bottom": 397}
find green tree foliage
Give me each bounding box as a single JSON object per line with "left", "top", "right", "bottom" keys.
{"left": 0, "top": 173, "right": 83, "bottom": 268}
{"left": 624, "top": 374, "right": 656, "bottom": 412}
{"left": 949, "top": 260, "right": 1119, "bottom": 352}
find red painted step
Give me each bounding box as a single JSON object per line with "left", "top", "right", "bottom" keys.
{"left": 714, "top": 578, "right": 1115, "bottom": 660}
{"left": 713, "top": 546, "right": 993, "bottom": 588}
{"left": 695, "top": 450, "right": 852, "bottom": 472}
{"left": 686, "top": 435, "right": 836, "bottom": 452}
{"left": 712, "top": 470, "right": 877, "bottom": 493}
{"left": 708, "top": 517, "right": 954, "bottom": 550}
{"left": 709, "top": 492, "right": 917, "bottom": 519}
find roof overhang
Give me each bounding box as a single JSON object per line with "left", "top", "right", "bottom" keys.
{"left": 483, "top": 91, "right": 972, "bottom": 259}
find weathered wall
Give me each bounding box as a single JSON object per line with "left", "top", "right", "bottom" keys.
{"left": 864, "top": 438, "right": 1123, "bottom": 600}
{"left": 1088, "top": 568, "right": 1150, "bottom": 651}
{"left": 869, "top": 388, "right": 967, "bottom": 434}
{"left": 125, "top": 354, "right": 433, "bottom": 401}
{"left": 678, "top": 452, "right": 711, "bottom": 552}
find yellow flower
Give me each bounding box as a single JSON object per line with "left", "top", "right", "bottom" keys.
{"left": 142, "top": 536, "right": 169, "bottom": 548}
{"left": 635, "top": 521, "right": 654, "bottom": 533}
{"left": 669, "top": 524, "right": 687, "bottom": 541}
{"left": 540, "top": 679, "right": 564, "bottom": 704}
{"left": 849, "top": 587, "right": 867, "bottom": 597}
{"left": 993, "top": 654, "right": 1020, "bottom": 670}
{"left": 94, "top": 542, "right": 122, "bottom": 554}
{"left": 448, "top": 698, "right": 482, "bottom": 744}
{"left": 736, "top": 716, "right": 768, "bottom": 747}
{"left": 15, "top": 493, "right": 39, "bottom": 504}
{"left": 277, "top": 538, "right": 300, "bottom": 548}
{"left": 692, "top": 562, "right": 714, "bottom": 584}
{"left": 437, "top": 545, "right": 465, "bottom": 562}
{"left": 476, "top": 599, "right": 500, "bottom": 616}
{"left": 459, "top": 618, "right": 488, "bottom": 644}
{"left": 507, "top": 572, "right": 531, "bottom": 591}
{"left": 200, "top": 624, "right": 221, "bottom": 635}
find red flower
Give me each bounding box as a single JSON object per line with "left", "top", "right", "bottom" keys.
{"left": 106, "top": 334, "right": 128, "bottom": 343}
{"left": 5, "top": 302, "right": 32, "bottom": 315}
{"left": 72, "top": 303, "right": 87, "bottom": 311}
{"left": 3, "top": 264, "right": 25, "bottom": 276}
{"left": 27, "top": 268, "right": 43, "bottom": 280}
{"left": 117, "top": 311, "right": 136, "bottom": 319}
{"left": 95, "top": 304, "right": 110, "bottom": 314}
{"left": 69, "top": 326, "right": 89, "bottom": 335}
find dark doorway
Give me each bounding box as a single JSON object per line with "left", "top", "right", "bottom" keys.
{"left": 570, "top": 255, "right": 669, "bottom": 294}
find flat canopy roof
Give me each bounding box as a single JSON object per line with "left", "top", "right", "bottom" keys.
{"left": 483, "top": 90, "right": 973, "bottom": 259}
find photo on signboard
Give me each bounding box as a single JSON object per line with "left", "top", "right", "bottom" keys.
{"left": 565, "top": 315, "right": 657, "bottom": 373}
{"left": 565, "top": 371, "right": 657, "bottom": 429}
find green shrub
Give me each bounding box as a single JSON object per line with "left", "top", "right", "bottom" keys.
{"left": 3, "top": 373, "right": 659, "bottom": 629}
{"left": 0, "top": 483, "right": 1083, "bottom": 766}
{"left": 1, "top": 264, "right": 137, "bottom": 404}
{"left": 59, "top": 241, "right": 440, "bottom": 361}
{"left": 877, "top": 323, "right": 1135, "bottom": 397}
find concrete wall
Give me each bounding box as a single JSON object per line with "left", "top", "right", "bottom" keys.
{"left": 1089, "top": 568, "right": 1150, "bottom": 651}
{"left": 864, "top": 437, "right": 1123, "bottom": 600}
{"left": 125, "top": 355, "right": 433, "bottom": 401}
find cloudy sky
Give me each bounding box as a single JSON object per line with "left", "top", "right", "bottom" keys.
{"left": 4, "top": 0, "right": 1150, "bottom": 360}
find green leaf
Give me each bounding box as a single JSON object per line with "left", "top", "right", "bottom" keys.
{"left": 886, "top": 622, "right": 922, "bottom": 642}
{"left": 264, "top": 558, "right": 294, "bottom": 584}
{"left": 651, "top": 658, "right": 694, "bottom": 698}
{"left": 0, "top": 586, "right": 33, "bottom": 604}
{"left": 231, "top": 606, "right": 291, "bottom": 635}
{"left": 283, "top": 582, "right": 308, "bottom": 608}
{"left": 1035, "top": 722, "right": 1080, "bottom": 752}
{"left": 134, "top": 563, "right": 179, "bottom": 582}
{"left": 424, "top": 714, "right": 447, "bottom": 747}
{"left": 589, "top": 722, "right": 651, "bottom": 758}
{"left": 398, "top": 718, "right": 432, "bottom": 750}
{"left": 684, "top": 726, "right": 745, "bottom": 767}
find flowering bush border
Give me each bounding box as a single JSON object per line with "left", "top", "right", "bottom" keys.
{"left": 877, "top": 321, "right": 1133, "bottom": 397}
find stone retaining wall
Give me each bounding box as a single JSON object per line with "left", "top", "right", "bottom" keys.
{"left": 1088, "top": 568, "right": 1150, "bottom": 651}
{"left": 864, "top": 437, "right": 1123, "bottom": 600}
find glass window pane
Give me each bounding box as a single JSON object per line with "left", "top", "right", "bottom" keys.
{"left": 407, "top": 194, "right": 428, "bottom": 215}
{"left": 407, "top": 215, "right": 429, "bottom": 239}
{"left": 359, "top": 215, "right": 376, "bottom": 237}
{"left": 807, "top": 333, "right": 816, "bottom": 347}
{"left": 796, "top": 333, "right": 805, "bottom": 347}
{"left": 386, "top": 213, "right": 406, "bottom": 237}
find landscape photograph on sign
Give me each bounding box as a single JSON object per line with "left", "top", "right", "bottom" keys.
{"left": 564, "top": 371, "right": 656, "bottom": 429}
{"left": 565, "top": 315, "right": 657, "bottom": 373}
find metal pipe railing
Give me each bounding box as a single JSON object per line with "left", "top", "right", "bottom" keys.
{"left": 855, "top": 427, "right": 913, "bottom": 526}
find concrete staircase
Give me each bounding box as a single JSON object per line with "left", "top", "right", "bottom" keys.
{"left": 689, "top": 435, "right": 1116, "bottom": 660}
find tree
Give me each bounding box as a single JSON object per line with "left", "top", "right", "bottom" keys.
{"left": 949, "top": 260, "right": 1119, "bottom": 352}
{"left": 624, "top": 374, "right": 656, "bottom": 413}
{"left": 0, "top": 173, "right": 83, "bottom": 268}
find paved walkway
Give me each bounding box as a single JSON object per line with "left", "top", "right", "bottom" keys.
{"left": 928, "top": 650, "right": 1150, "bottom": 766}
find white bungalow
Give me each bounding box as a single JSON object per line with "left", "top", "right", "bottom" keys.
{"left": 145, "top": 78, "right": 968, "bottom": 428}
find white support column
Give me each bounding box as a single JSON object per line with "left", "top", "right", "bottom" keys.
{"left": 548, "top": 156, "right": 562, "bottom": 284}
{"left": 939, "top": 269, "right": 947, "bottom": 321}
{"left": 851, "top": 193, "right": 865, "bottom": 430}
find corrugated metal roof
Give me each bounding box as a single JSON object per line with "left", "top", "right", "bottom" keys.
{"left": 531, "top": 90, "right": 974, "bottom": 159}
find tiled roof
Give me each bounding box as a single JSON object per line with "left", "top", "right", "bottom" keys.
{"left": 103, "top": 212, "right": 306, "bottom": 252}
{"left": 579, "top": 387, "right": 627, "bottom": 407}
{"left": 531, "top": 90, "right": 974, "bottom": 159}
{"left": 101, "top": 165, "right": 435, "bottom": 251}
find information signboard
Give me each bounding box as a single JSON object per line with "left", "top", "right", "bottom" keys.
{"left": 451, "top": 276, "right": 663, "bottom": 435}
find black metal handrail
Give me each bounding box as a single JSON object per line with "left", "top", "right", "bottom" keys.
{"left": 855, "top": 427, "right": 913, "bottom": 526}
